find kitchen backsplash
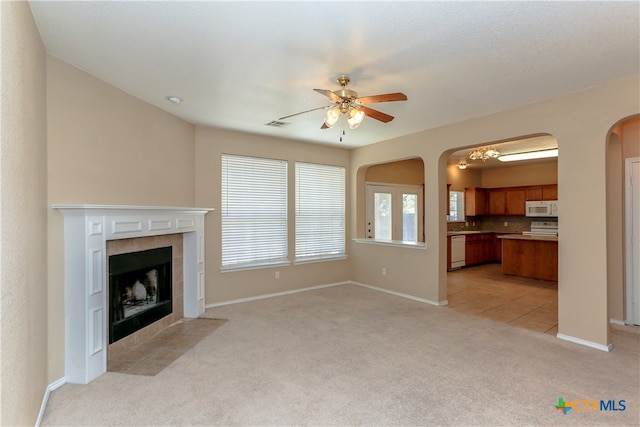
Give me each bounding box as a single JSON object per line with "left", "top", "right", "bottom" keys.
{"left": 447, "top": 216, "right": 535, "bottom": 233}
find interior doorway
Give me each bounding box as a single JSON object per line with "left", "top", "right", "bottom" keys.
{"left": 625, "top": 157, "right": 640, "bottom": 325}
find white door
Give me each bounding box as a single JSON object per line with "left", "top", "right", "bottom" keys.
{"left": 626, "top": 158, "right": 640, "bottom": 325}
{"left": 366, "top": 183, "right": 424, "bottom": 242}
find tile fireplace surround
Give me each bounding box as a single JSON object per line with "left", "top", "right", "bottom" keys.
{"left": 53, "top": 205, "right": 213, "bottom": 384}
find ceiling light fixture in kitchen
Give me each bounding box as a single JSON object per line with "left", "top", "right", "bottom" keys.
{"left": 458, "top": 161, "right": 467, "bottom": 169}
{"left": 469, "top": 146, "right": 500, "bottom": 161}
{"left": 498, "top": 149, "right": 558, "bottom": 162}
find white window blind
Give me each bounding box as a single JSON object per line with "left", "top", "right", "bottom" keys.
{"left": 295, "top": 162, "right": 345, "bottom": 261}
{"left": 221, "top": 154, "right": 288, "bottom": 269}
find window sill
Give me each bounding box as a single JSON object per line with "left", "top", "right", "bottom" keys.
{"left": 220, "top": 260, "right": 291, "bottom": 273}
{"left": 352, "top": 238, "right": 427, "bottom": 250}
{"left": 294, "top": 255, "right": 348, "bottom": 265}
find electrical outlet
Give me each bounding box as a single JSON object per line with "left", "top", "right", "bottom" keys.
{"left": 382, "top": 267, "right": 387, "bottom": 276}
{"left": 275, "top": 271, "right": 280, "bottom": 279}
{"left": 504, "top": 221, "right": 508, "bottom": 227}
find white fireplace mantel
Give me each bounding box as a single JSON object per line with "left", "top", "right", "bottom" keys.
{"left": 53, "top": 204, "right": 214, "bottom": 384}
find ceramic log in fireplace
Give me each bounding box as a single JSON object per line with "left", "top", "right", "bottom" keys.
{"left": 109, "top": 246, "right": 173, "bottom": 343}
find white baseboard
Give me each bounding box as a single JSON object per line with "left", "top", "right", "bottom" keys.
{"left": 205, "top": 281, "right": 350, "bottom": 308}
{"left": 350, "top": 281, "right": 446, "bottom": 306}
{"left": 36, "top": 377, "right": 66, "bottom": 426}
{"left": 556, "top": 333, "right": 613, "bottom": 352}
{"left": 609, "top": 318, "right": 625, "bottom": 326}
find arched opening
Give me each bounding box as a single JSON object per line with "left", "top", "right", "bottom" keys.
{"left": 606, "top": 115, "right": 640, "bottom": 327}
{"left": 442, "top": 134, "right": 559, "bottom": 334}
{"left": 356, "top": 157, "right": 425, "bottom": 244}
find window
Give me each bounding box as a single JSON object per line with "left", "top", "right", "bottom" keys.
{"left": 448, "top": 190, "right": 465, "bottom": 222}
{"left": 366, "top": 183, "right": 423, "bottom": 242}
{"left": 295, "top": 162, "right": 345, "bottom": 261}
{"left": 221, "top": 154, "right": 287, "bottom": 270}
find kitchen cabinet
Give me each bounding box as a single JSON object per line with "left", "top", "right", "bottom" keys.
{"left": 525, "top": 184, "right": 557, "bottom": 201}
{"left": 542, "top": 184, "right": 558, "bottom": 200}
{"left": 525, "top": 186, "right": 543, "bottom": 201}
{"left": 499, "top": 235, "right": 558, "bottom": 281}
{"left": 505, "top": 188, "right": 526, "bottom": 215}
{"left": 464, "top": 233, "right": 498, "bottom": 266}
{"left": 447, "top": 236, "right": 451, "bottom": 270}
{"left": 446, "top": 184, "right": 451, "bottom": 216}
{"left": 488, "top": 189, "right": 506, "bottom": 215}
{"left": 464, "top": 187, "right": 488, "bottom": 216}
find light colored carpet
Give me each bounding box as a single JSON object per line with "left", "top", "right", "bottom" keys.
{"left": 42, "top": 284, "right": 639, "bottom": 426}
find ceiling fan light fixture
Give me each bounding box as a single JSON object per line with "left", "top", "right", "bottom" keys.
{"left": 347, "top": 108, "right": 365, "bottom": 129}
{"left": 324, "top": 107, "right": 341, "bottom": 128}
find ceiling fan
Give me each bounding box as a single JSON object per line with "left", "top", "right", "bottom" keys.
{"left": 279, "top": 76, "right": 407, "bottom": 130}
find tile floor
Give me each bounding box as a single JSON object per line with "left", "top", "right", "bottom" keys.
{"left": 447, "top": 263, "right": 558, "bottom": 335}
{"left": 108, "top": 318, "right": 226, "bottom": 376}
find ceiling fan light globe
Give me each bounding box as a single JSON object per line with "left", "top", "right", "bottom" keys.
{"left": 348, "top": 109, "right": 365, "bottom": 129}
{"left": 324, "top": 107, "right": 341, "bottom": 127}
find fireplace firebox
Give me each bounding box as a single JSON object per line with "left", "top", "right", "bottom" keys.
{"left": 109, "top": 246, "right": 172, "bottom": 343}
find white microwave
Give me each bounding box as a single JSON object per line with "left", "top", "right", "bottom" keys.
{"left": 525, "top": 200, "right": 558, "bottom": 217}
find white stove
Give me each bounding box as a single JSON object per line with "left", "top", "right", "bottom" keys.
{"left": 523, "top": 221, "right": 558, "bottom": 236}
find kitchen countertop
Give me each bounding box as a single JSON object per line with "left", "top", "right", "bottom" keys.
{"left": 446, "top": 230, "right": 500, "bottom": 236}
{"left": 497, "top": 233, "right": 558, "bottom": 242}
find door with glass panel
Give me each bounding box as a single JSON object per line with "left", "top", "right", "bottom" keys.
{"left": 366, "top": 183, "right": 423, "bottom": 242}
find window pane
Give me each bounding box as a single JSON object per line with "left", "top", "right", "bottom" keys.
{"left": 374, "top": 193, "right": 392, "bottom": 240}
{"left": 221, "top": 154, "right": 287, "bottom": 268}
{"left": 403, "top": 193, "right": 417, "bottom": 242}
{"left": 295, "top": 162, "right": 345, "bottom": 260}
{"left": 449, "top": 191, "right": 465, "bottom": 222}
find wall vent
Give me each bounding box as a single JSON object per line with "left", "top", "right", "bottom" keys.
{"left": 265, "top": 120, "right": 289, "bottom": 128}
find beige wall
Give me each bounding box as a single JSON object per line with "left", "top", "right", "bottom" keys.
{"left": 446, "top": 164, "right": 481, "bottom": 191}
{"left": 607, "top": 116, "right": 640, "bottom": 321}
{"left": 446, "top": 161, "right": 557, "bottom": 190}
{"left": 195, "top": 126, "right": 351, "bottom": 303}
{"left": 46, "top": 57, "right": 196, "bottom": 381}
{"left": 351, "top": 76, "right": 640, "bottom": 348}
{"left": 0, "top": 2, "right": 48, "bottom": 425}
{"left": 365, "top": 158, "right": 424, "bottom": 185}
{"left": 480, "top": 161, "right": 557, "bottom": 188}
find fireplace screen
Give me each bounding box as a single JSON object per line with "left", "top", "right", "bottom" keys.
{"left": 109, "top": 246, "right": 172, "bottom": 343}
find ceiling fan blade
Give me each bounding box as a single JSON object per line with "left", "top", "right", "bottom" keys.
{"left": 279, "top": 105, "right": 331, "bottom": 120}
{"left": 314, "top": 88, "right": 344, "bottom": 103}
{"left": 357, "top": 92, "right": 407, "bottom": 104}
{"left": 359, "top": 105, "right": 395, "bottom": 123}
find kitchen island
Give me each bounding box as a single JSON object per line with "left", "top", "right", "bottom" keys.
{"left": 498, "top": 234, "right": 558, "bottom": 281}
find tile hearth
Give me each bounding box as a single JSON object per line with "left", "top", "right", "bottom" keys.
{"left": 108, "top": 318, "right": 226, "bottom": 376}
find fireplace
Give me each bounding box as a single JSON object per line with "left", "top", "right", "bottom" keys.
{"left": 109, "top": 246, "right": 173, "bottom": 343}
{"left": 53, "top": 204, "right": 213, "bottom": 384}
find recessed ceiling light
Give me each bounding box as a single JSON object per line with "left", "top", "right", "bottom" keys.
{"left": 166, "top": 96, "right": 182, "bottom": 105}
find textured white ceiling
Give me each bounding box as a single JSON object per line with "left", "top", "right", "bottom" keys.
{"left": 29, "top": 1, "right": 640, "bottom": 149}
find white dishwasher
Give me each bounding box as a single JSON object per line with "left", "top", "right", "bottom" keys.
{"left": 450, "top": 235, "right": 466, "bottom": 269}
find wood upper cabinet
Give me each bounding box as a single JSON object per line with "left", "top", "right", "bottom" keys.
{"left": 525, "top": 186, "right": 543, "bottom": 201}
{"left": 446, "top": 184, "right": 451, "bottom": 215}
{"left": 488, "top": 189, "right": 506, "bottom": 215}
{"left": 505, "top": 188, "right": 526, "bottom": 215}
{"left": 525, "top": 184, "right": 557, "bottom": 201}
{"left": 465, "top": 187, "right": 488, "bottom": 216}
{"left": 542, "top": 184, "right": 558, "bottom": 200}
